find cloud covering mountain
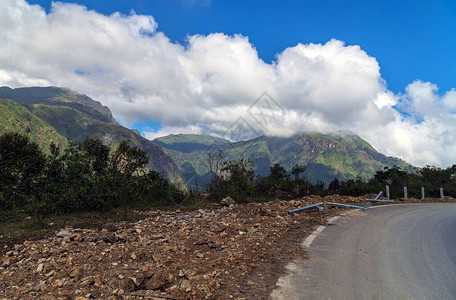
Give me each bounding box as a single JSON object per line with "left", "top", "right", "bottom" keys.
{"left": 1, "top": 0, "right": 455, "bottom": 167}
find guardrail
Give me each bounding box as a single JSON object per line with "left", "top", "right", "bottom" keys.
{"left": 326, "top": 202, "right": 365, "bottom": 210}
{"left": 288, "top": 201, "right": 365, "bottom": 214}
{"left": 288, "top": 190, "right": 395, "bottom": 214}
{"left": 366, "top": 191, "right": 394, "bottom": 203}
{"left": 288, "top": 202, "right": 324, "bottom": 214}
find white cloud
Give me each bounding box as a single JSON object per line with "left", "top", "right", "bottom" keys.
{"left": 144, "top": 125, "right": 203, "bottom": 140}
{"left": 1, "top": 0, "right": 456, "bottom": 167}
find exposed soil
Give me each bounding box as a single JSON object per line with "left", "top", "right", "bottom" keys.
{"left": 1, "top": 194, "right": 451, "bottom": 300}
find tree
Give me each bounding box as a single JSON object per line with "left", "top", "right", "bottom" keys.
{"left": 328, "top": 178, "right": 340, "bottom": 191}
{"left": 0, "top": 134, "right": 186, "bottom": 215}
{"left": 0, "top": 132, "right": 45, "bottom": 209}
{"left": 111, "top": 140, "right": 149, "bottom": 177}
{"left": 109, "top": 141, "right": 149, "bottom": 216}
{"left": 291, "top": 164, "right": 306, "bottom": 180}
{"left": 205, "top": 159, "right": 255, "bottom": 203}
{"left": 82, "top": 138, "right": 110, "bottom": 175}
{"left": 269, "top": 163, "right": 287, "bottom": 182}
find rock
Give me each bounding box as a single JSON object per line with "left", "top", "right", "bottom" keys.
{"left": 123, "top": 278, "right": 137, "bottom": 292}
{"left": 33, "top": 283, "right": 46, "bottom": 291}
{"left": 65, "top": 257, "right": 73, "bottom": 268}
{"left": 36, "top": 263, "right": 44, "bottom": 273}
{"left": 80, "top": 276, "right": 94, "bottom": 286}
{"left": 129, "top": 277, "right": 142, "bottom": 290}
{"left": 54, "top": 279, "right": 64, "bottom": 287}
{"left": 140, "top": 276, "right": 166, "bottom": 290}
{"left": 221, "top": 197, "right": 235, "bottom": 206}
{"left": 0, "top": 194, "right": 360, "bottom": 299}
{"left": 101, "top": 232, "right": 117, "bottom": 243}
{"left": 56, "top": 229, "right": 72, "bottom": 238}
{"left": 69, "top": 267, "right": 82, "bottom": 279}
{"left": 180, "top": 279, "right": 192, "bottom": 292}
{"left": 93, "top": 275, "right": 102, "bottom": 286}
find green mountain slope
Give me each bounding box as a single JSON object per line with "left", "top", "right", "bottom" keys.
{"left": 0, "top": 99, "right": 68, "bottom": 152}
{"left": 154, "top": 132, "right": 410, "bottom": 187}
{"left": 0, "top": 86, "right": 186, "bottom": 190}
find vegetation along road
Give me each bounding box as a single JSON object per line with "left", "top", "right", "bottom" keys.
{"left": 271, "top": 203, "right": 456, "bottom": 299}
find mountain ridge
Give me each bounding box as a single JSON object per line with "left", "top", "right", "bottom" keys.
{"left": 154, "top": 132, "right": 411, "bottom": 187}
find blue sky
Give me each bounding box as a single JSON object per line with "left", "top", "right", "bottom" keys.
{"left": 2, "top": 0, "right": 456, "bottom": 167}
{"left": 29, "top": 0, "right": 456, "bottom": 94}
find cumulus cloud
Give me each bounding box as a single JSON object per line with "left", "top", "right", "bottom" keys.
{"left": 1, "top": 0, "right": 456, "bottom": 167}
{"left": 378, "top": 80, "right": 456, "bottom": 167}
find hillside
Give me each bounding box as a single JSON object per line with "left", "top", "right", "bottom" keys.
{"left": 0, "top": 99, "right": 68, "bottom": 152}
{"left": 0, "top": 86, "right": 186, "bottom": 190}
{"left": 154, "top": 132, "right": 410, "bottom": 187}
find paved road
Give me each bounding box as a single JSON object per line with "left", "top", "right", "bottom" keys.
{"left": 271, "top": 203, "right": 456, "bottom": 300}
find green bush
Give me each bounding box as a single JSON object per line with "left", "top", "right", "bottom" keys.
{"left": 0, "top": 132, "right": 186, "bottom": 217}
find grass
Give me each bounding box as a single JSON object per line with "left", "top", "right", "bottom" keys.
{"left": 0, "top": 99, "right": 68, "bottom": 153}
{"left": 0, "top": 206, "right": 145, "bottom": 254}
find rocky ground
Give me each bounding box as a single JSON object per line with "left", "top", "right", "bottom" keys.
{"left": 0, "top": 194, "right": 430, "bottom": 300}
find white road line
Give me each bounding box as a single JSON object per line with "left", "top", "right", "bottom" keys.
{"left": 302, "top": 225, "right": 326, "bottom": 248}
{"left": 302, "top": 215, "right": 342, "bottom": 248}
{"left": 327, "top": 215, "right": 340, "bottom": 224}
{"left": 367, "top": 204, "right": 396, "bottom": 209}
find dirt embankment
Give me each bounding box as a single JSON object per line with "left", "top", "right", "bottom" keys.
{"left": 0, "top": 195, "right": 417, "bottom": 299}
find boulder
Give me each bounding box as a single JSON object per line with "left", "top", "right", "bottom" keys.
{"left": 221, "top": 197, "right": 235, "bottom": 206}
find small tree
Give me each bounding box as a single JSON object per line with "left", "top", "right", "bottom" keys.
{"left": 269, "top": 163, "right": 287, "bottom": 182}
{"left": 328, "top": 178, "right": 341, "bottom": 192}
{"left": 291, "top": 164, "right": 306, "bottom": 180}
{"left": 110, "top": 140, "right": 149, "bottom": 217}
{"left": 222, "top": 159, "right": 255, "bottom": 202}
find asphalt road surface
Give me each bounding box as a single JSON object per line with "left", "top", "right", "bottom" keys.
{"left": 271, "top": 203, "right": 456, "bottom": 300}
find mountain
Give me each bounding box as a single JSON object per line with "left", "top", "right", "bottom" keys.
{"left": 0, "top": 86, "right": 186, "bottom": 190}
{"left": 154, "top": 132, "right": 411, "bottom": 187}
{"left": 0, "top": 99, "right": 68, "bottom": 152}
